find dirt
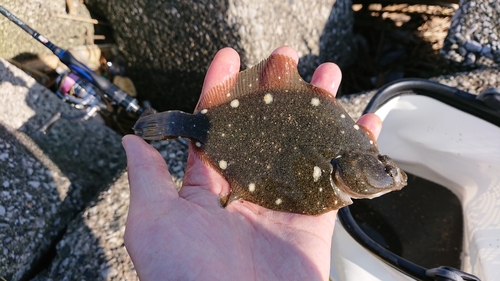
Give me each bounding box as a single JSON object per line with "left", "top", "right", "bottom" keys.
{"left": 341, "top": 3, "right": 459, "bottom": 94}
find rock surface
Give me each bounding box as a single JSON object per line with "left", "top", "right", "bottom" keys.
{"left": 0, "top": 0, "right": 93, "bottom": 59}
{"left": 3, "top": 0, "right": 500, "bottom": 279}
{"left": 441, "top": 0, "right": 500, "bottom": 67}
{"left": 3, "top": 51, "right": 500, "bottom": 280}
{"left": 32, "top": 138, "right": 188, "bottom": 281}
{"left": 0, "top": 58, "right": 125, "bottom": 281}
{"left": 432, "top": 67, "right": 500, "bottom": 94}
{"left": 83, "top": 0, "right": 356, "bottom": 112}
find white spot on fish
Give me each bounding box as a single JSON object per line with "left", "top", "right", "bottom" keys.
{"left": 353, "top": 124, "right": 360, "bottom": 130}
{"left": 219, "top": 160, "right": 228, "bottom": 170}
{"left": 195, "top": 142, "right": 201, "bottom": 147}
{"left": 313, "top": 166, "right": 322, "bottom": 182}
{"left": 249, "top": 83, "right": 252, "bottom": 88}
{"left": 221, "top": 133, "right": 225, "bottom": 137}
{"left": 201, "top": 109, "right": 208, "bottom": 114}
{"left": 227, "top": 93, "right": 231, "bottom": 97}
{"left": 248, "top": 183, "right": 256, "bottom": 192}
{"left": 340, "top": 114, "right": 345, "bottom": 119}
{"left": 319, "top": 187, "right": 323, "bottom": 192}
{"left": 340, "top": 130, "right": 345, "bottom": 134}
{"left": 275, "top": 198, "right": 283, "bottom": 205}
{"left": 311, "top": 98, "right": 320, "bottom": 106}
{"left": 230, "top": 99, "right": 240, "bottom": 108}
{"left": 370, "top": 140, "right": 374, "bottom": 145}
{"left": 264, "top": 93, "right": 273, "bottom": 104}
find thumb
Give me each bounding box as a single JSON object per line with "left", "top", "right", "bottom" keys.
{"left": 122, "top": 135, "right": 179, "bottom": 212}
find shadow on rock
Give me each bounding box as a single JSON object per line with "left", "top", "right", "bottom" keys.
{"left": 0, "top": 58, "right": 125, "bottom": 280}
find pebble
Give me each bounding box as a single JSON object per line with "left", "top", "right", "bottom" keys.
{"left": 466, "top": 53, "right": 476, "bottom": 65}
{"left": 457, "top": 47, "right": 467, "bottom": 56}
{"left": 433, "top": 68, "right": 500, "bottom": 95}
{"left": 464, "top": 40, "right": 482, "bottom": 53}
{"left": 441, "top": 0, "right": 500, "bottom": 67}
{"left": 0, "top": 152, "right": 8, "bottom": 161}
{"left": 28, "top": 181, "right": 41, "bottom": 188}
{"left": 24, "top": 192, "right": 33, "bottom": 200}
{"left": 481, "top": 45, "right": 493, "bottom": 59}
{"left": 0, "top": 205, "right": 5, "bottom": 216}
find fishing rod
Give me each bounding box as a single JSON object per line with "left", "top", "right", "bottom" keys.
{"left": 0, "top": 5, "right": 144, "bottom": 119}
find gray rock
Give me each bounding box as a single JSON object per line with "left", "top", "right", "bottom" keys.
{"left": 0, "top": 0, "right": 93, "bottom": 59}
{"left": 432, "top": 67, "right": 500, "bottom": 95}
{"left": 481, "top": 45, "right": 493, "bottom": 59}
{"left": 441, "top": 0, "right": 500, "bottom": 67}
{"left": 319, "top": 0, "right": 357, "bottom": 76}
{"left": 12, "top": 20, "right": 499, "bottom": 279}
{"left": 0, "top": 58, "right": 125, "bottom": 280}
{"left": 32, "top": 139, "right": 188, "bottom": 280}
{"left": 31, "top": 172, "right": 138, "bottom": 281}
{"left": 464, "top": 40, "right": 482, "bottom": 53}
{"left": 465, "top": 52, "right": 476, "bottom": 65}
{"left": 83, "top": 0, "right": 355, "bottom": 112}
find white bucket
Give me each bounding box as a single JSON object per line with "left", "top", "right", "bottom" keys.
{"left": 330, "top": 84, "right": 500, "bottom": 281}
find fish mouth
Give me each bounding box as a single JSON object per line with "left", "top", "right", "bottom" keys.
{"left": 388, "top": 167, "right": 407, "bottom": 190}
{"left": 377, "top": 155, "right": 408, "bottom": 190}
{"left": 330, "top": 157, "right": 408, "bottom": 200}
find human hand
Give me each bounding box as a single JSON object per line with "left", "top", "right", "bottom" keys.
{"left": 122, "top": 46, "right": 382, "bottom": 281}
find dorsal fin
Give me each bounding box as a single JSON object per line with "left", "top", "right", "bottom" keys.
{"left": 195, "top": 54, "right": 307, "bottom": 112}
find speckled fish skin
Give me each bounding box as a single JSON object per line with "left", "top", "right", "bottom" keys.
{"left": 134, "top": 54, "right": 407, "bottom": 215}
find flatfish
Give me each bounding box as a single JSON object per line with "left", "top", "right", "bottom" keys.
{"left": 134, "top": 54, "right": 407, "bottom": 215}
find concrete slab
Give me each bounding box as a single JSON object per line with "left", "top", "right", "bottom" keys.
{"left": 0, "top": 57, "right": 125, "bottom": 280}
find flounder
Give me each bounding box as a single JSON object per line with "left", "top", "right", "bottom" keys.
{"left": 134, "top": 54, "right": 407, "bottom": 215}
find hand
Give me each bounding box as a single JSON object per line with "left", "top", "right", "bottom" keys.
{"left": 122, "top": 46, "right": 382, "bottom": 281}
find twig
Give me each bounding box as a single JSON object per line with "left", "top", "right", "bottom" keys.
{"left": 66, "top": 0, "right": 76, "bottom": 15}
{"left": 51, "top": 13, "right": 110, "bottom": 26}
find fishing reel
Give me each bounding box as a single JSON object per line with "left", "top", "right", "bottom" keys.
{"left": 40, "top": 68, "right": 145, "bottom": 134}
{"left": 55, "top": 71, "right": 108, "bottom": 119}
{"left": 39, "top": 71, "right": 108, "bottom": 133}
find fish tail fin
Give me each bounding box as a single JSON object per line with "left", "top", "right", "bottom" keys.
{"left": 133, "top": 110, "right": 209, "bottom": 142}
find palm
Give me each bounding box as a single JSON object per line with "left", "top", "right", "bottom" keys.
{"left": 125, "top": 142, "right": 336, "bottom": 280}
{"left": 122, "top": 46, "right": 382, "bottom": 281}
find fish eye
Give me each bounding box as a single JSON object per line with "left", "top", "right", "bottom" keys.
{"left": 384, "top": 165, "right": 398, "bottom": 177}
{"left": 378, "top": 155, "right": 389, "bottom": 163}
